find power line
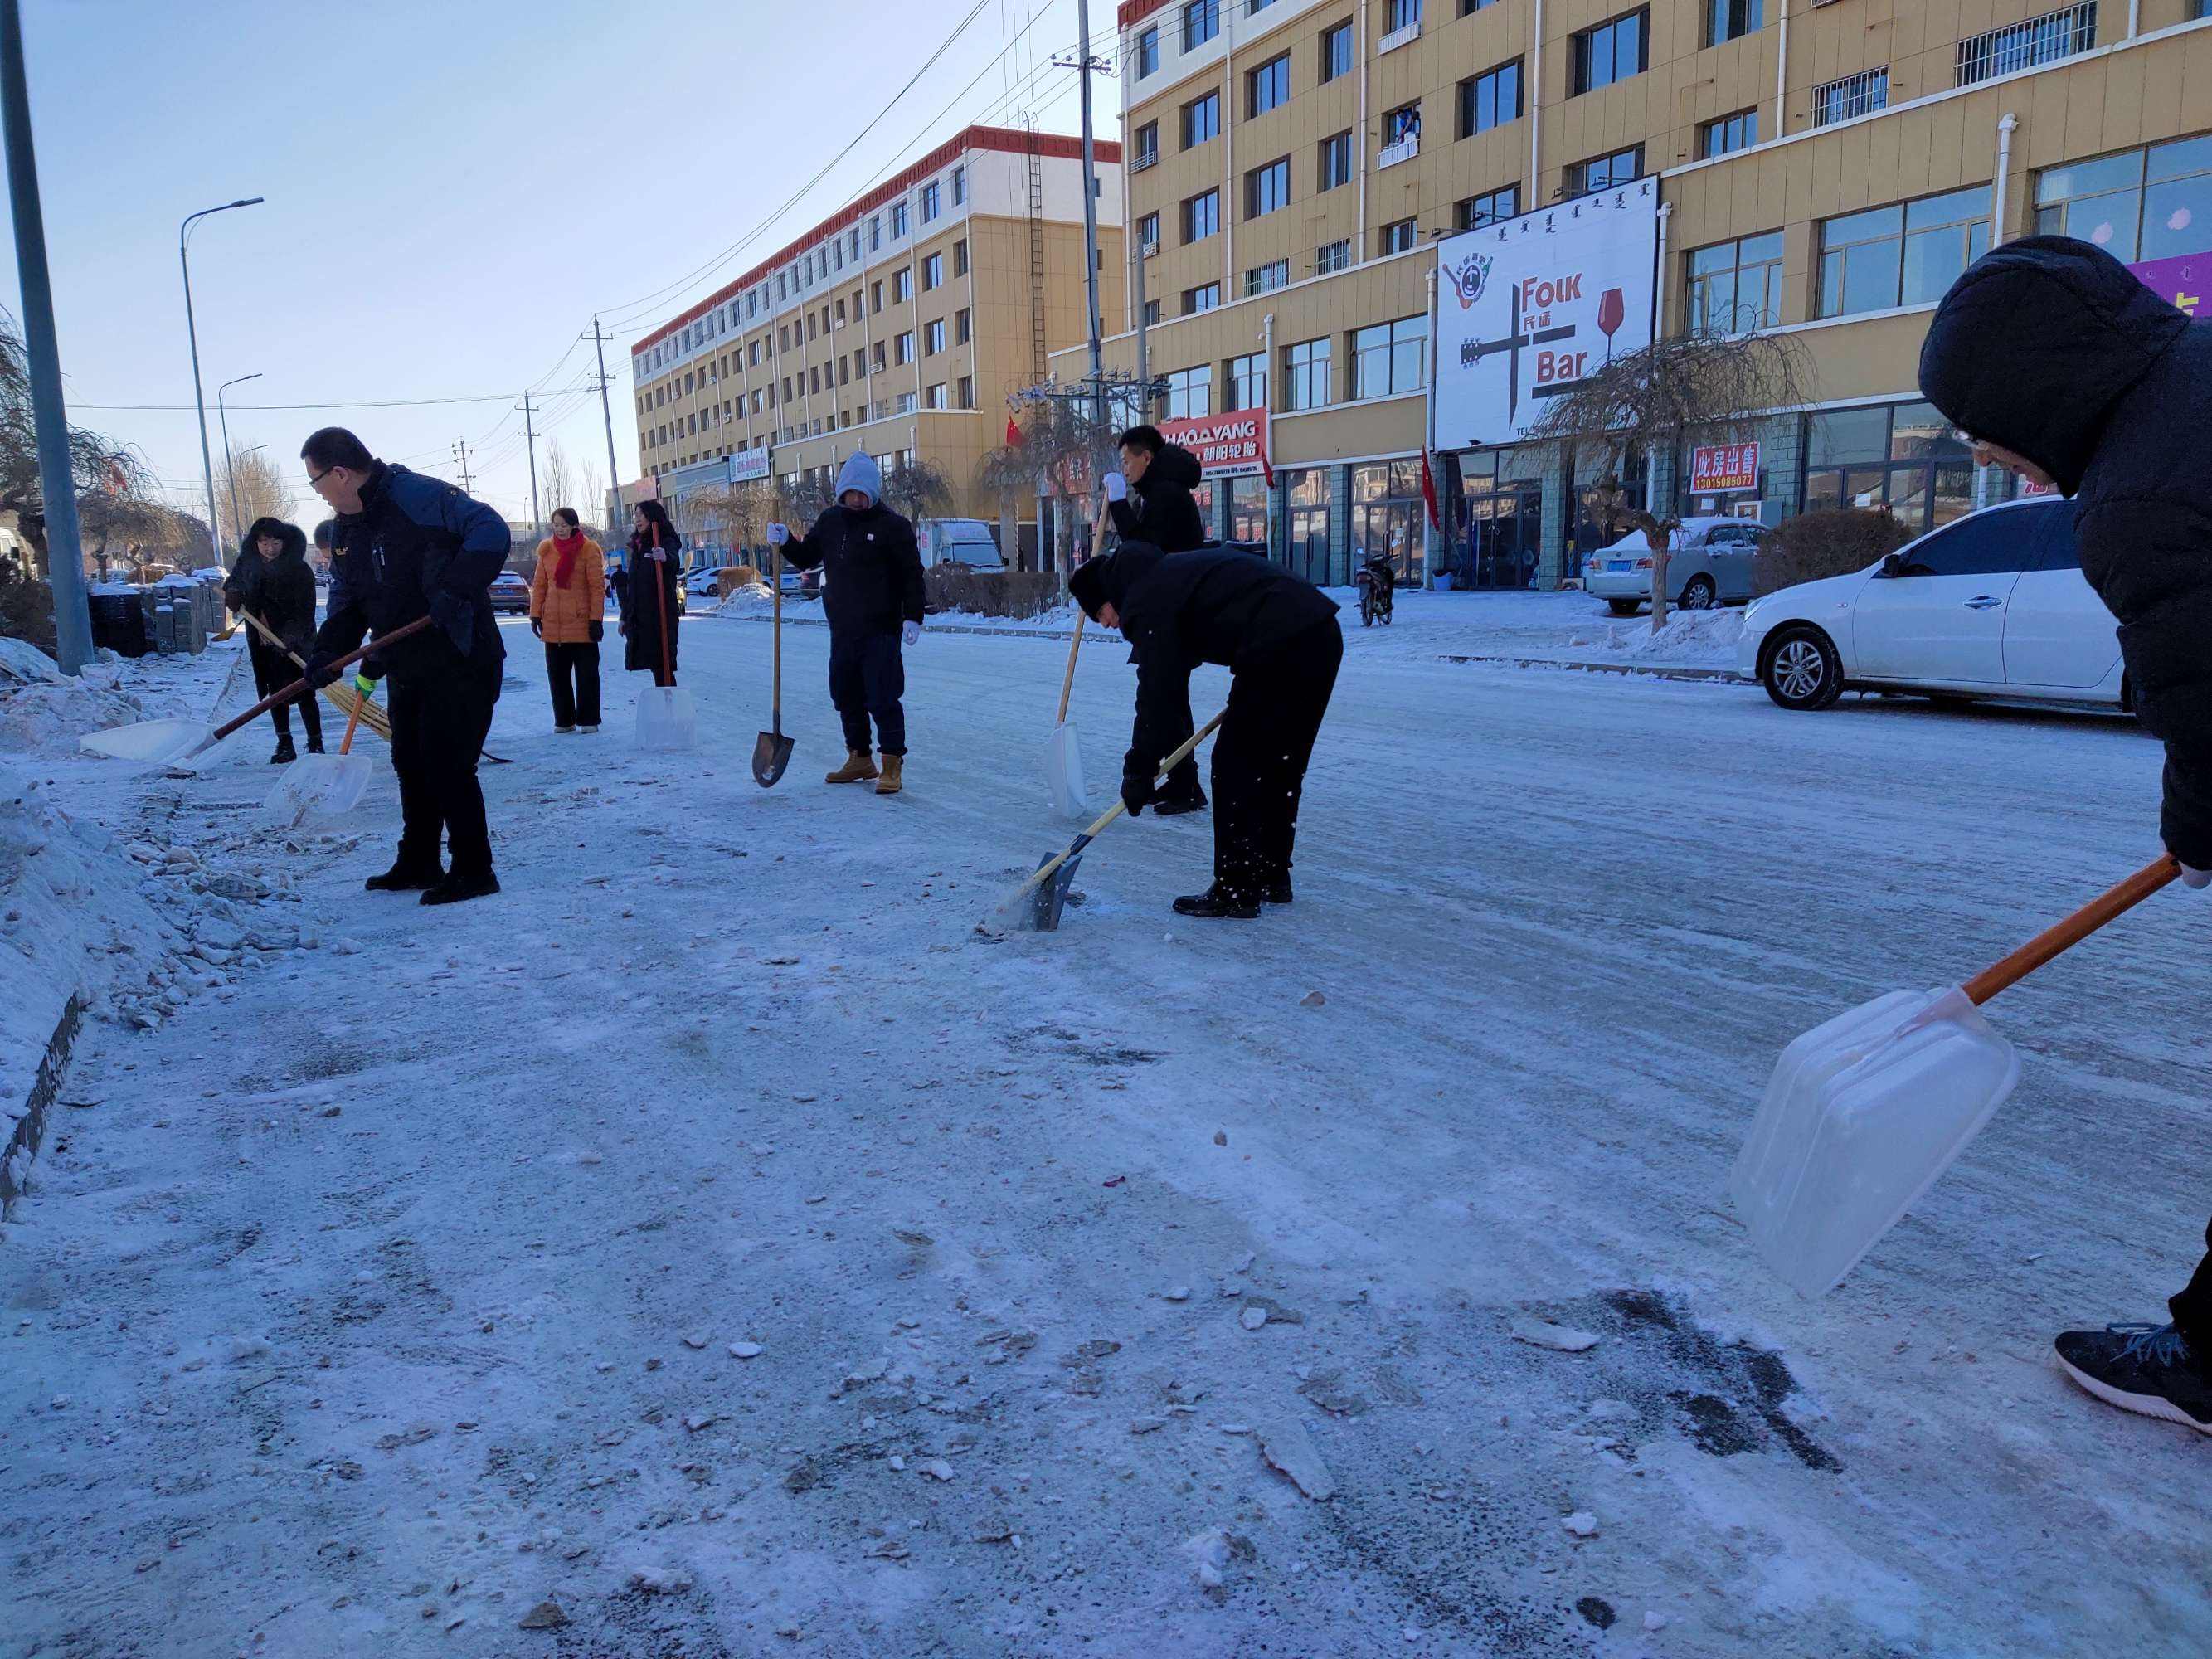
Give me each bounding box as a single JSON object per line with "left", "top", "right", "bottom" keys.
{"left": 75, "top": 392, "right": 532, "bottom": 412}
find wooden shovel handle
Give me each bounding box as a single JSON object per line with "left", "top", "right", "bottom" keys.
{"left": 212, "top": 616, "right": 431, "bottom": 742}
{"left": 1056, "top": 486, "right": 1114, "bottom": 725}
{"left": 338, "top": 690, "right": 367, "bottom": 757}
{"left": 1963, "top": 854, "right": 2181, "bottom": 1005}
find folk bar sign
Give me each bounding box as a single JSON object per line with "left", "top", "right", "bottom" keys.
{"left": 1690, "top": 441, "right": 1761, "bottom": 494}
{"left": 1157, "top": 411, "right": 1271, "bottom": 480}
{"left": 1431, "top": 182, "right": 1660, "bottom": 450}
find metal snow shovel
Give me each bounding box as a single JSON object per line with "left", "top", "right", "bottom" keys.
{"left": 986, "top": 709, "right": 1225, "bottom": 935}
{"left": 751, "top": 545, "right": 795, "bottom": 786}
{"left": 265, "top": 682, "right": 376, "bottom": 825}
{"left": 1732, "top": 854, "right": 2183, "bottom": 1298}
{"left": 1046, "top": 500, "right": 1111, "bottom": 817}
{"left": 81, "top": 617, "right": 430, "bottom": 768}
{"left": 634, "top": 528, "right": 696, "bottom": 752}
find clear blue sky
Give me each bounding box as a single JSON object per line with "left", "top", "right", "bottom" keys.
{"left": 2, "top": 0, "right": 1111, "bottom": 534}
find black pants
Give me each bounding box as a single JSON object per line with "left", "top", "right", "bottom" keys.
{"left": 829, "top": 630, "right": 906, "bottom": 757}
{"left": 545, "top": 641, "right": 601, "bottom": 728}
{"left": 1211, "top": 620, "right": 1343, "bottom": 895}
{"left": 1159, "top": 680, "right": 1204, "bottom": 804}
{"left": 2171, "top": 1219, "right": 2212, "bottom": 1351}
{"left": 388, "top": 653, "right": 501, "bottom": 879}
{"left": 249, "top": 639, "right": 322, "bottom": 747}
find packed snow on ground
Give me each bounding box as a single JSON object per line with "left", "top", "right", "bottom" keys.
{"left": 3, "top": 613, "right": 2206, "bottom": 1657}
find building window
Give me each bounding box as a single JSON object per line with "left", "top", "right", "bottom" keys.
{"left": 870, "top": 216, "right": 882, "bottom": 251}
{"left": 1379, "top": 217, "right": 1418, "bottom": 255}
{"left": 1958, "top": 3, "right": 2098, "bottom": 89}
{"left": 1456, "top": 184, "right": 1521, "bottom": 230}
{"left": 921, "top": 182, "right": 941, "bottom": 223}
{"left": 1137, "top": 210, "right": 1161, "bottom": 249}
{"left": 952, "top": 164, "right": 965, "bottom": 205}
{"left": 1183, "top": 90, "right": 1221, "bottom": 148}
{"left": 1225, "top": 350, "right": 1269, "bottom": 411}
{"left": 2036, "top": 134, "right": 2212, "bottom": 265}
{"left": 1572, "top": 8, "right": 1648, "bottom": 95}
{"left": 1184, "top": 282, "right": 1223, "bottom": 314}
{"left": 926, "top": 382, "right": 948, "bottom": 410}
{"left": 1246, "top": 157, "right": 1291, "bottom": 218}
{"left": 957, "top": 375, "right": 975, "bottom": 409}
{"left": 1137, "top": 25, "right": 1160, "bottom": 75}
{"left": 1319, "top": 131, "right": 1353, "bottom": 191}
{"left": 1249, "top": 53, "right": 1290, "bottom": 117}
{"left": 1700, "top": 108, "right": 1759, "bottom": 158}
{"left": 1134, "top": 120, "right": 1159, "bottom": 168}
{"left": 1383, "top": 101, "right": 1421, "bottom": 147}
{"left": 870, "top": 281, "right": 883, "bottom": 314}
{"left": 895, "top": 331, "right": 916, "bottom": 365}
{"left": 1351, "top": 314, "right": 1428, "bottom": 397}
{"left": 1705, "top": 0, "right": 1762, "bottom": 46}
{"left": 925, "top": 319, "right": 946, "bottom": 355}
{"left": 1568, "top": 145, "right": 1644, "bottom": 197}
{"left": 1165, "top": 366, "right": 1214, "bottom": 419}
{"left": 896, "top": 392, "right": 917, "bottom": 415}
{"left": 923, "top": 253, "right": 943, "bottom": 290}
{"left": 955, "top": 307, "right": 972, "bottom": 344}
{"left": 1354, "top": 459, "right": 1427, "bottom": 586}
{"left": 1143, "top": 299, "right": 1163, "bottom": 325}
{"left": 1282, "top": 337, "right": 1332, "bottom": 410}
{"left": 1812, "top": 68, "right": 1889, "bottom": 126}
{"left": 1386, "top": 0, "right": 1421, "bottom": 31}
{"left": 1686, "top": 230, "right": 1784, "bottom": 333}
{"left": 1184, "top": 188, "right": 1221, "bottom": 242}
{"left": 872, "top": 342, "right": 886, "bottom": 372}
{"left": 1321, "top": 18, "right": 1353, "bottom": 80}
{"left": 893, "top": 267, "right": 914, "bottom": 303}
{"left": 1243, "top": 259, "right": 1290, "bottom": 296}
{"left": 1818, "top": 185, "right": 1991, "bottom": 318}
{"left": 1184, "top": 0, "right": 1219, "bottom": 50}
{"left": 1315, "top": 238, "right": 1352, "bottom": 274}
{"left": 954, "top": 238, "right": 970, "bottom": 276}
{"left": 1458, "top": 59, "right": 1523, "bottom": 138}
{"left": 891, "top": 201, "right": 910, "bottom": 237}
{"left": 1800, "top": 399, "right": 1975, "bottom": 534}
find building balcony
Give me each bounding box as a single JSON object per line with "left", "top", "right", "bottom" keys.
{"left": 1378, "top": 17, "right": 1421, "bottom": 55}
{"left": 1377, "top": 129, "right": 1420, "bottom": 170}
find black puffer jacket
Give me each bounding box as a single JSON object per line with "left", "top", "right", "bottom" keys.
{"left": 620, "top": 528, "right": 683, "bottom": 677}
{"left": 223, "top": 519, "right": 318, "bottom": 654}
{"left": 781, "top": 503, "right": 926, "bottom": 637}
{"left": 1108, "top": 444, "right": 1208, "bottom": 553}
{"left": 1070, "top": 542, "right": 1339, "bottom": 776}
{"left": 1920, "top": 235, "right": 2212, "bottom": 867}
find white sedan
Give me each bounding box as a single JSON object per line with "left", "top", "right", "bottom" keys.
{"left": 1739, "top": 497, "right": 2126, "bottom": 713}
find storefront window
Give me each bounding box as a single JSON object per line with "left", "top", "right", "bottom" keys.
{"left": 1227, "top": 476, "right": 1269, "bottom": 546}
{"left": 1353, "top": 460, "right": 1425, "bottom": 585}
{"left": 2036, "top": 133, "right": 2212, "bottom": 265}
{"left": 1284, "top": 469, "right": 1331, "bottom": 585}
{"left": 1456, "top": 447, "right": 1545, "bottom": 590}
{"left": 1800, "top": 400, "right": 1973, "bottom": 533}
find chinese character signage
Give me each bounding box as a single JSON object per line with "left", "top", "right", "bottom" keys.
{"left": 727, "top": 447, "right": 772, "bottom": 484}
{"left": 1690, "top": 441, "right": 1760, "bottom": 494}
{"left": 1158, "top": 411, "right": 1271, "bottom": 480}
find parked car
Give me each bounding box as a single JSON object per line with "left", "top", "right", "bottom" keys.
{"left": 683, "top": 566, "right": 726, "bottom": 600}
{"left": 1583, "top": 516, "right": 1770, "bottom": 615}
{"left": 917, "top": 518, "right": 1005, "bottom": 571}
{"left": 1740, "top": 497, "right": 2123, "bottom": 714}
{"left": 488, "top": 571, "right": 532, "bottom": 615}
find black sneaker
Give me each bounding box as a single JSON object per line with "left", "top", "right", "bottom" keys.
{"left": 270, "top": 738, "right": 296, "bottom": 766}
{"left": 1172, "top": 885, "right": 1261, "bottom": 920}
{"left": 421, "top": 872, "right": 501, "bottom": 907}
{"left": 2054, "top": 1323, "right": 2212, "bottom": 1434}
{"left": 365, "top": 860, "right": 445, "bottom": 893}
{"left": 1262, "top": 879, "right": 1294, "bottom": 906}
{"left": 1154, "top": 791, "right": 1208, "bottom": 818}
{"left": 305, "top": 737, "right": 325, "bottom": 755}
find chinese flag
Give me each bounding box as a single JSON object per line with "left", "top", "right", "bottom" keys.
{"left": 1418, "top": 448, "right": 1441, "bottom": 531}
{"left": 1004, "top": 416, "right": 1023, "bottom": 448}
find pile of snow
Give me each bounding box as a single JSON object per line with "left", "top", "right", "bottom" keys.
{"left": 0, "top": 638, "right": 233, "bottom": 758}
{"left": 1568, "top": 606, "right": 1746, "bottom": 669}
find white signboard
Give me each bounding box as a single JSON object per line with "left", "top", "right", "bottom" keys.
{"left": 727, "top": 447, "right": 771, "bottom": 484}
{"left": 1431, "top": 180, "right": 1660, "bottom": 452}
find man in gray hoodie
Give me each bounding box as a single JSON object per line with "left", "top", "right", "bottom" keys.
{"left": 769, "top": 453, "right": 927, "bottom": 795}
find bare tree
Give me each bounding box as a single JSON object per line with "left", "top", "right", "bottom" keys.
{"left": 216, "top": 448, "right": 298, "bottom": 552}
{"left": 878, "top": 456, "right": 955, "bottom": 523}
{"left": 576, "top": 457, "right": 606, "bottom": 538}
{"left": 0, "top": 317, "right": 158, "bottom": 577}
{"left": 975, "top": 401, "right": 1117, "bottom": 572}
{"left": 686, "top": 479, "right": 780, "bottom": 560}
{"left": 542, "top": 439, "right": 577, "bottom": 520}
{"left": 1524, "top": 330, "right": 1815, "bottom": 630}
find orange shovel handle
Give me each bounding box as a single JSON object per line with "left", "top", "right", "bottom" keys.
{"left": 338, "top": 692, "right": 367, "bottom": 757}
{"left": 1963, "top": 854, "right": 2182, "bottom": 1005}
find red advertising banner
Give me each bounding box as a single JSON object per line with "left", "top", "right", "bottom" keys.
{"left": 1158, "top": 411, "right": 1271, "bottom": 481}
{"left": 1689, "top": 441, "right": 1760, "bottom": 494}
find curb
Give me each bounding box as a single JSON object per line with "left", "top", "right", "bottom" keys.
{"left": 1436, "top": 653, "right": 1753, "bottom": 685}
{"left": 2, "top": 994, "right": 85, "bottom": 1222}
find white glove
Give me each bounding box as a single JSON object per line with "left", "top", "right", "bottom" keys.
{"left": 902, "top": 620, "right": 921, "bottom": 647}
{"left": 2183, "top": 864, "right": 2210, "bottom": 890}
{"left": 643, "top": 547, "right": 666, "bottom": 562}
{"left": 766, "top": 523, "right": 790, "bottom": 547}
{"left": 1102, "top": 472, "right": 1127, "bottom": 504}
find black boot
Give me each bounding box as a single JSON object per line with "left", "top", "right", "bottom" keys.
{"left": 1154, "top": 784, "right": 1208, "bottom": 817}
{"left": 270, "top": 736, "right": 297, "bottom": 765}
{"left": 365, "top": 857, "right": 445, "bottom": 893}
{"left": 421, "top": 870, "right": 501, "bottom": 907}
{"left": 305, "top": 737, "right": 325, "bottom": 756}
{"left": 1262, "top": 878, "right": 1295, "bottom": 906}
{"left": 1172, "top": 883, "right": 1261, "bottom": 920}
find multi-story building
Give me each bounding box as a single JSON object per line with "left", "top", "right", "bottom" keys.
{"left": 1058, "top": 0, "right": 2212, "bottom": 589}
{"left": 629, "top": 124, "right": 1125, "bottom": 558}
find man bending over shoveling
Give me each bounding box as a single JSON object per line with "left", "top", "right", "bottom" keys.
{"left": 1067, "top": 542, "right": 1341, "bottom": 919}
{"left": 1922, "top": 234, "right": 2212, "bottom": 1435}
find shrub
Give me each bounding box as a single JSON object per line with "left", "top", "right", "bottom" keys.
{"left": 923, "top": 566, "right": 1063, "bottom": 620}
{"left": 0, "top": 562, "right": 55, "bottom": 654}
{"left": 1755, "top": 508, "right": 1913, "bottom": 596}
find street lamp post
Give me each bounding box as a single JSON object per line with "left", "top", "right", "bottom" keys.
{"left": 216, "top": 371, "right": 260, "bottom": 551}
{"left": 181, "top": 197, "right": 263, "bottom": 562}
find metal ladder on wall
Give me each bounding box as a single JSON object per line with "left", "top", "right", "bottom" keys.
{"left": 1023, "top": 114, "right": 1048, "bottom": 383}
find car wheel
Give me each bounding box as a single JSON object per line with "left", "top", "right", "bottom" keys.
{"left": 1762, "top": 626, "right": 1844, "bottom": 712}
{"left": 1680, "top": 575, "right": 1718, "bottom": 611}
{"left": 1606, "top": 598, "right": 1641, "bottom": 617}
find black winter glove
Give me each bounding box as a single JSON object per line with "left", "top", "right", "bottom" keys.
{"left": 529, "top": 617, "right": 543, "bottom": 639}
{"left": 301, "top": 652, "right": 340, "bottom": 691}
{"left": 1121, "top": 767, "right": 1155, "bottom": 818}
{"left": 587, "top": 620, "right": 605, "bottom": 643}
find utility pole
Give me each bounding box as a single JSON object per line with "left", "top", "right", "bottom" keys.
{"left": 0, "top": 0, "right": 90, "bottom": 671}
{"left": 1072, "top": 0, "right": 1106, "bottom": 428}
{"left": 450, "top": 437, "right": 475, "bottom": 495}
{"left": 591, "top": 316, "right": 625, "bottom": 538}
{"left": 517, "top": 390, "right": 542, "bottom": 542}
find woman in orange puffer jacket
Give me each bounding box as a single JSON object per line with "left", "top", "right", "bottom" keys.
{"left": 528, "top": 508, "right": 607, "bottom": 732}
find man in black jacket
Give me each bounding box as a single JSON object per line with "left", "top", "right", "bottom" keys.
{"left": 1921, "top": 235, "right": 2212, "bottom": 1434}
{"left": 768, "top": 452, "right": 926, "bottom": 795}
{"left": 223, "top": 518, "right": 323, "bottom": 763}
{"left": 1104, "top": 426, "right": 1210, "bottom": 813}
{"left": 1068, "top": 542, "right": 1341, "bottom": 918}
{"left": 300, "top": 427, "right": 511, "bottom": 907}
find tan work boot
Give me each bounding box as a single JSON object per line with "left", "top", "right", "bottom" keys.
{"left": 825, "top": 748, "right": 879, "bottom": 785}
{"left": 875, "top": 754, "right": 904, "bottom": 795}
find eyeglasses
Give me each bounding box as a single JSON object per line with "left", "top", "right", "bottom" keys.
{"left": 308, "top": 465, "right": 335, "bottom": 487}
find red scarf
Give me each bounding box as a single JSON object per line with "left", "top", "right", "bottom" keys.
{"left": 550, "top": 532, "right": 582, "bottom": 589}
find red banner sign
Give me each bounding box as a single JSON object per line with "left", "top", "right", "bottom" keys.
{"left": 1159, "top": 411, "right": 1271, "bottom": 481}
{"left": 1689, "top": 442, "right": 1759, "bottom": 494}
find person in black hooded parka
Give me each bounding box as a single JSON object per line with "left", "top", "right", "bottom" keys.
{"left": 1104, "top": 426, "right": 1211, "bottom": 815}
{"left": 1920, "top": 233, "right": 2212, "bottom": 1435}
{"left": 620, "top": 499, "right": 683, "bottom": 687}
{"left": 223, "top": 517, "right": 323, "bottom": 763}
{"left": 1069, "top": 542, "right": 1340, "bottom": 918}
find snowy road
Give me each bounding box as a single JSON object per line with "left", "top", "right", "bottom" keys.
{"left": 7, "top": 609, "right": 2208, "bottom": 1657}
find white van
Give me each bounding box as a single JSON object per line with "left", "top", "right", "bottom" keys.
{"left": 918, "top": 518, "right": 1005, "bottom": 572}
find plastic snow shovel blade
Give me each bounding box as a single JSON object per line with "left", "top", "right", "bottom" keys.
{"left": 1027, "top": 849, "right": 1083, "bottom": 932}
{"left": 752, "top": 727, "right": 794, "bottom": 787}
{"left": 636, "top": 685, "right": 698, "bottom": 752}
{"left": 79, "top": 718, "right": 212, "bottom": 765}
{"left": 1046, "top": 721, "right": 1088, "bottom": 819}
{"left": 265, "top": 753, "right": 372, "bottom": 822}
{"left": 1730, "top": 985, "right": 2020, "bottom": 1298}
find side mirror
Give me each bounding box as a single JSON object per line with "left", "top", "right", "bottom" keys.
{"left": 1879, "top": 552, "right": 1908, "bottom": 578}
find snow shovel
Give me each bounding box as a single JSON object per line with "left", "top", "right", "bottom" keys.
{"left": 1046, "top": 499, "right": 1111, "bottom": 817}
{"left": 751, "top": 545, "right": 795, "bottom": 787}
{"left": 634, "top": 528, "right": 696, "bottom": 752}
{"left": 265, "top": 681, "right": 375, "bottom": 825}
{"left": 986, "top": 708, "right": 1225, "bottom": 934}
{"left": 81, "top": 617, "right": 430, "bottom": 767}
{"left": 1732, "top": 854, "right": 2183, "bottom": 1297}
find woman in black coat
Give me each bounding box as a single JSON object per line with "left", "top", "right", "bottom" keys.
{"left": 222, "top": 517, "right": 323, "bottom": 761}
{"left": 619, "top": 499, "right": 682, "bottom": 686}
